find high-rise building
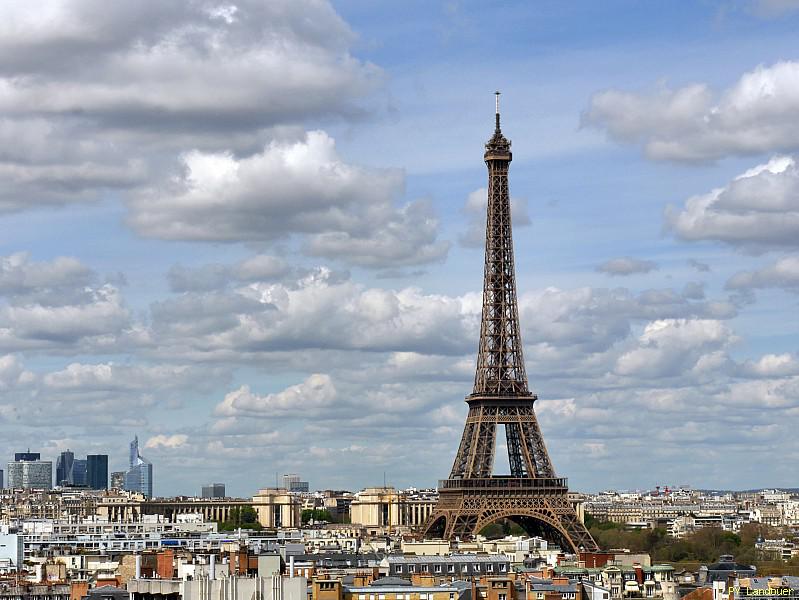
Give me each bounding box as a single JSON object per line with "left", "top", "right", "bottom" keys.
{"left": 0, "top": 469, "right": 3, "bottom": 489}
{"left": 56, "top": 450, "right": 75, "bottom": 486}
{"left": 14, "top": 451, "right": 40, "bottom": 462}
{"left": 87, "top": 455, "right": 109, "bottom": 490}
{"left": 201, "top": 483, "right": 226, "bottom": 498}
{"left": 124, "top": 436, "right": 153, "bottom": 498}
{"left": 110, "top": 471, "right": 125, "bottom": 490}
{"left": 71, "top": 459, "right": 88, "bottom": 486}
{"left": 281, "top": 474, "right": 309, "bottom": 493}
{"left": 7, "top": 456, "right": 52, "bottom": 489}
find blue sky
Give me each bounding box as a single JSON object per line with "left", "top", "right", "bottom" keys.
{"left": 0, "top": 0, "right": 798, "bottom": 496}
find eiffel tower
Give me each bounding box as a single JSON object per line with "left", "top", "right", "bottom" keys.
{"left": 422, "top": 94, "right": 598, "bottom": 553}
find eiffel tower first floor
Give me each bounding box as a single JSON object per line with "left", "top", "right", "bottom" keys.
{"left": 421, "top": 477, "right": 598, "bottom": 553}
{"left": 420, "top": 398, "right": 599, "bottom": 553}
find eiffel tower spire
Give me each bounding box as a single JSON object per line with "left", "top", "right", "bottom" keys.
{"left": 473, "top": 90, "right": 530, "bottom": 397}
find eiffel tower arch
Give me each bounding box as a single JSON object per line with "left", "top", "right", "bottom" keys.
{"left": 421, "top": 94, "right": 598, "bottom": 554}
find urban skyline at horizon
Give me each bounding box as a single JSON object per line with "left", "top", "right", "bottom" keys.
{"left": 1, "top": 1, "right": 798, "bottom": 496}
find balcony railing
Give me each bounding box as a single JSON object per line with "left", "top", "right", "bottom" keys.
{"left": 438, "top": 477, "right": 568, "bottom": 491}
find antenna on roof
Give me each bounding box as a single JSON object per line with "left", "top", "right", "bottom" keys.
{"left": 494, "top": 91, "right": 501, "bottom": 131}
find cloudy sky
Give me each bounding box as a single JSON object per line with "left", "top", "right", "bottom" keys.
{"left": 2, "top": 0, "right": 799, "bottom": 497}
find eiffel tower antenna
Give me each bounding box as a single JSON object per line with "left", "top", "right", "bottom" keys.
{"left": 421, "top": 94, "right": 598, "bottom": 553}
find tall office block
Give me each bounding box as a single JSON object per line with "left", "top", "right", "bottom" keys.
{"left": 201, "top": 483, "right": 226, "bottom": 498}
{"left": 281, "top": 474, "right": 309, "bottom": 493}
{"left": 7, "top": 459, "right": 52, "bottom": 489}
{"left": 124, "top": 436, "right": 153, "bottom": 498}
{"left": 71, "top": 459, "right": 88, "bottom": 486}
{"left": 87, "top": 455, "right": 109, "bottom": 489}
{"left": 14, "top": 451, "right": 40, "bottom": 462}
{"left": 56, "top": 450, "right": 75, "bottom": 486}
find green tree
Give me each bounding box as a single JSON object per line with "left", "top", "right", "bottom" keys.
{"left": 218, "top": 505, "right": 262, "bottom": 531}
{"left": 302, "top": 509, "right": 333, "bottom": 524}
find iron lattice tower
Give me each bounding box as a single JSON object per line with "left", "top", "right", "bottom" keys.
{"left": 422, "top": 94, "right": 598, "bottom": 553}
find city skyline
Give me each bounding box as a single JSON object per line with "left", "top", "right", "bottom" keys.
{"left": 1, "top": 1, "right": 798, "bottom": 496}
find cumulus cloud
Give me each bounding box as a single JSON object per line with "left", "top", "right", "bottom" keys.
{"left": 0, "top": 252, "right": 94, "bottom": 304}
{"left": 0, "top": 284, "right": 131, "bottom": 351}
{"left": 0, "top": 1, "right": 378, "bottom": 133}
{"left": 0, "top": 0, "right": 380, "bottom": 211}
{"left": 129, "top": 132, "right": 448, "bottom": 267}
{"left": 739, "top": 353, "right": 799, "bottom": 377}
{"left": 42, "top": 362, "right": 214, "bottom": 392}
{"left": 458, "top": 187, "right": 531, "bottom": 248}
{"left": 584, "top": 61, "right": 799, "bottom": 162}
{"left": 145, "top": 434, "right": 189, "bottom": 450}
{"left": 215, "top": 373, "right": 337, "bottom": 417}
{"left": 666, "top": 156, "right": 799, "bottom": 249}
{"left": 726, "top": 256, "right": 799, "bottom": 291}
{"left": 596, "top": 257, "right": 658, "bottom": 276}
{"left": 167, "top": 255, "right": 290, "bottom": 293}
{"left": 615, "top": 319, "right": 735, "bottom": 378}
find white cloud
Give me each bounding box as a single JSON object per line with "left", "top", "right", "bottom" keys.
{"left": 615, "top": 319, "right": 735, "bottom": 378}
{"left": 128, "top": 132, "right": 448, "bottom": 267}
{"left": 0, "top": 0, "right": 380, "bottom": 211}
{"left": 584, "top": 61, "right": 799, "bottom": 162}
{"left": 726, "top": 255, "right": 799, "bottom": 290}
{"left": 167, "top": 255, "right": 290, "bottom": 293}
{"left": 666, "top": 156, "right": 799, "bottom": 249}
{"left": 215, "top": 374, "right": 337, "bottom": 417}
{"left": 0, "top": 1, "right": 378, "bottom": 133}
{"left": 596, "top": 256, "right": 658, "bottom": 276}
{"left": 0, "top": 252, "right": 94, "bottom": 302}
{"left": 145, "top": 434, "right": 189, "bottom": 450}
{"left": 0, "top": 284, "right": 131, "bottom": 351}
{"left": 739, "top": 353, "right": 799, "bottom": 377}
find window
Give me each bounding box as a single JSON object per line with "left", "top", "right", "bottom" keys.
{"left": 499, "top": 594, "right": 507, "bottom": 600}
{"left": 499, "top": 564, "right": 507, "bottom": 573}
{"left": 409, "top": 565, "right": 416, "bottom": 573}
{"left": 448, "top": 565, "right": 455, "bottom": 573}
{"left": 487, "top": 564, "right": 494, "bottom": 573}
{"left": 434, "top": 565, "right": 442, "bottom": 574}
{"left": 396, "top": 566, "right": 404, "bottom": 573}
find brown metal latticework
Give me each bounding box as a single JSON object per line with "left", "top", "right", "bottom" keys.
{"left": 421, "top": 95, "right": 599, "bottom": 553}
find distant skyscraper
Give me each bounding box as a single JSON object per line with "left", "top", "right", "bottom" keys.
{"left": 281, "top": 474, "right": 309, "bottom": 493}
{"left": 14, "top": 451, "right": 40, "bottom": 462}
{"left": 87, "top": 455, "right": 109, "bottom": 490}
{"left": 56, "top": 450, "right": 75, "bottom": 486}
{"left": 0, "top": 469, "right": 3, "bottom": 489}
{"left": 201, "top": 483, "right": 226, "bottom": 498}
{"left": 7, "top": 456, "right": 52, "bottom": 489}
{"left": 124, "top": 436, "right": 153, "bottom": 498}
{"left": 110, "top": 471, "right": 125, "bottom": 490}
{"left": 71, "top": 459, "right": 88, "bottom": 486}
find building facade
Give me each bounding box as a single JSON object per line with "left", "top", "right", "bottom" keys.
{"left": 7, "top": 459, "right": 52, "bottom": 489}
